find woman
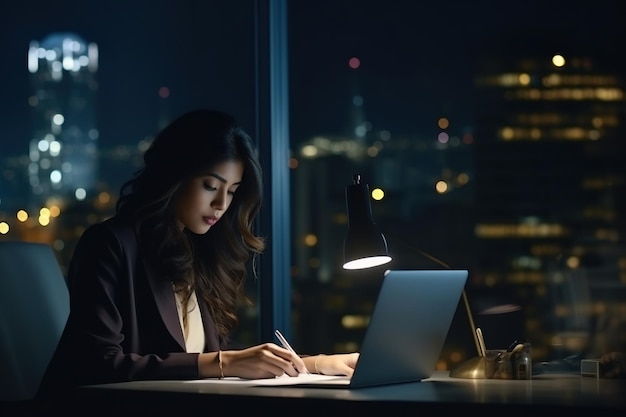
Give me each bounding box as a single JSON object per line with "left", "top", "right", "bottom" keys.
{"left": 38, "top": 109, "right": 357, "bottom": 397}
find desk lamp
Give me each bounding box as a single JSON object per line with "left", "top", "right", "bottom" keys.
{"left": 342, "top": 174, "right": 392, "bottom": 270}
{"left": 341, "top": 174, "right": 486, "bottom": 378}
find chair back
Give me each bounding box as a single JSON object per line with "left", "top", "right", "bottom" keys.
{"left": 0, "top": 241, "right": 69, "bottom": 402}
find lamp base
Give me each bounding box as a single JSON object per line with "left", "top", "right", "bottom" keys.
{"left": 449, "top": 356, "right": 488, "bottom": 379}
{"left": 450, "top": 349, "right": 517, "bottom": 379}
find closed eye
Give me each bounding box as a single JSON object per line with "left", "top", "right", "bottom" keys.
{"left": 203, "top": 183, "right": 238, "bottom": 196}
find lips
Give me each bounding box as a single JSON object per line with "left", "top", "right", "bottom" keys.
{"left": 203, "top": 216, "right": 218, "bottom": 226}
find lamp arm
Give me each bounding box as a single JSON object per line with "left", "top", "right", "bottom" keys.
{"left": 406, "top": 246, "right": 482, "bottom": 358}
{"left": 461, "top": 289, "right": 481, "bottom": 357}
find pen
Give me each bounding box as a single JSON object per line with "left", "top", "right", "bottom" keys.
{"left": 476, "top": 327, "right": 487, "bottom": 357}
{"left": 274, "top": 329, "right": 309, "bottom": 374}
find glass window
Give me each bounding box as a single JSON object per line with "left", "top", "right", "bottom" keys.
{"left": 2, "top": 0, "right": 625, "bottom": 374}
{"left": 287, "top": 0, "right": 626, "bottom": 371}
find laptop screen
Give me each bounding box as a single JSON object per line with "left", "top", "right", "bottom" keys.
{"left": 348, "top": 269, "right": 468, "bottom": 387}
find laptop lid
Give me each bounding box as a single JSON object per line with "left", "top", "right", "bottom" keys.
{"left": 348, "top": 269, "right": 468, "bottom": 388}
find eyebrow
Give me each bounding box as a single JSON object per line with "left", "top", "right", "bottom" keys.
{"left": 206, "top": 173, "right": 242, "bottom": 186}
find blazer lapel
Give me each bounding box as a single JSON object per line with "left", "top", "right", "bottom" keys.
{"left": 143, "top": 258, "right": 186, "bottom": 350}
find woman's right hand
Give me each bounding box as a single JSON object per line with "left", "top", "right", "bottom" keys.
{"left": 215, "top": 343, "right": 307, "bottom": 379}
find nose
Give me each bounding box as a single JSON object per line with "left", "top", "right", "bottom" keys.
{"left": 212, "top": 188, "right": 229, "bottom": 211}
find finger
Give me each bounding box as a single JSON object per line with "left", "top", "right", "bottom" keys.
{"left": 258, "top": 358, "right": 294, "bottom": 378}
{"left": 349, "top": 352, "right": 360, "bottom": 367}
{"left": 290, "top": 353, "right": 308, "bottom": 374}
{"left": 262, "top": 347, "right": 301, "bottom": 376}
{"left": 339, "top": 364, "right": 355, "bottom": 377}
{"left": 337, "top": 353, "right": 360, "bottom": 376}
{"left": 267, "top": 343, "right": 295, "bottom": 360}
{"left": 267, "top": 345, "right": 308, "bottom": 375}
{"left": 277, "top": 353, "right": 305, "bottom": 376}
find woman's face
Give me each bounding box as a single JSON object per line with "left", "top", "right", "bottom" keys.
{"left": 174, "top": 160, "right": 244, "bottom": 234}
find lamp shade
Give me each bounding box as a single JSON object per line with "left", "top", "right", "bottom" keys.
{"left": 343, "top": 174, "right": 392, "bottom": 270}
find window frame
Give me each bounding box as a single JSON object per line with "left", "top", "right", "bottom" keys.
{"left": 254, "top": 0, "right": 291, "bottom": 342}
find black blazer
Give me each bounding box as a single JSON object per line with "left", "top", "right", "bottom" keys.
{"left": 38, "top": 216, "right": 222, "bottom": 395}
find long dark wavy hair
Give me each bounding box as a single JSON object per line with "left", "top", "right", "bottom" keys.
{"left": 116, "top": 109, "right": 265, "bottom": 342}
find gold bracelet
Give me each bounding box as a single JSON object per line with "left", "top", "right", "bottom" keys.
{"left": 218, "top": 350, "right": 224, "bottom": 379}
{"left": 315, "top": 354, "right": 325, "bottom": 374}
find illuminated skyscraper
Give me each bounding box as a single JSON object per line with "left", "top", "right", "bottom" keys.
{"left": 27, "top": 32, "right": 99, "bottom": 207}
{"left": 472, "top": 44, "right": 626, "bottom": 358}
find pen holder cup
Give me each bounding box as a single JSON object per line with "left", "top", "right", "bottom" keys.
{"left": 483, "top": 350, "right": 511, "bottom": 379}
{"left": 485, "top": 343, "right": 532, "bottom": 380}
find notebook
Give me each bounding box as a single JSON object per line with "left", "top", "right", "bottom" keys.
{"left": 274, "top": 269, "right": 468, "bottom": 388}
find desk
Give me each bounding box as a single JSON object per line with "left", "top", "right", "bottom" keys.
{"left": 58, "top": 371, "right": 626, "bottom": 416}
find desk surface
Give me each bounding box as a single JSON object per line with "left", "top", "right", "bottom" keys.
{"left": 63, "top": 371, "right": 626, "bottom": 416}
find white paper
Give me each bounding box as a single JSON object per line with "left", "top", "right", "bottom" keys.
{"left": 185, "top": 373, "right": 348, "bottom": 386}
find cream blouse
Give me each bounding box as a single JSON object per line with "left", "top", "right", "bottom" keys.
{"left": 174, "top": 290, "right": 205, "bottom": 353}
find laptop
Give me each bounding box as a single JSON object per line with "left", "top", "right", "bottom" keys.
{"left": 274, "top": 269, "right": 468, "bottom": 388}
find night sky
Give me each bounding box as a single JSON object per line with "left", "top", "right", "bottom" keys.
{"left": 288, "top": 0, "right": 624, "bottom": 140}
{"left": 1, "top": 0, "right": 623, "bottom": 157}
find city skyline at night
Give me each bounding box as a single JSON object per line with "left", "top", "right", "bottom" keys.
{"left": 1, "top": 0, "right": 625, "bottom": 365}
{"left": 2, "top": 1, "right": 624, "bottom": 158}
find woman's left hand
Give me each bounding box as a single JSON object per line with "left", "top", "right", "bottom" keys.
{"left": 308, "top": 353, "right": 360, "bottom": 377}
